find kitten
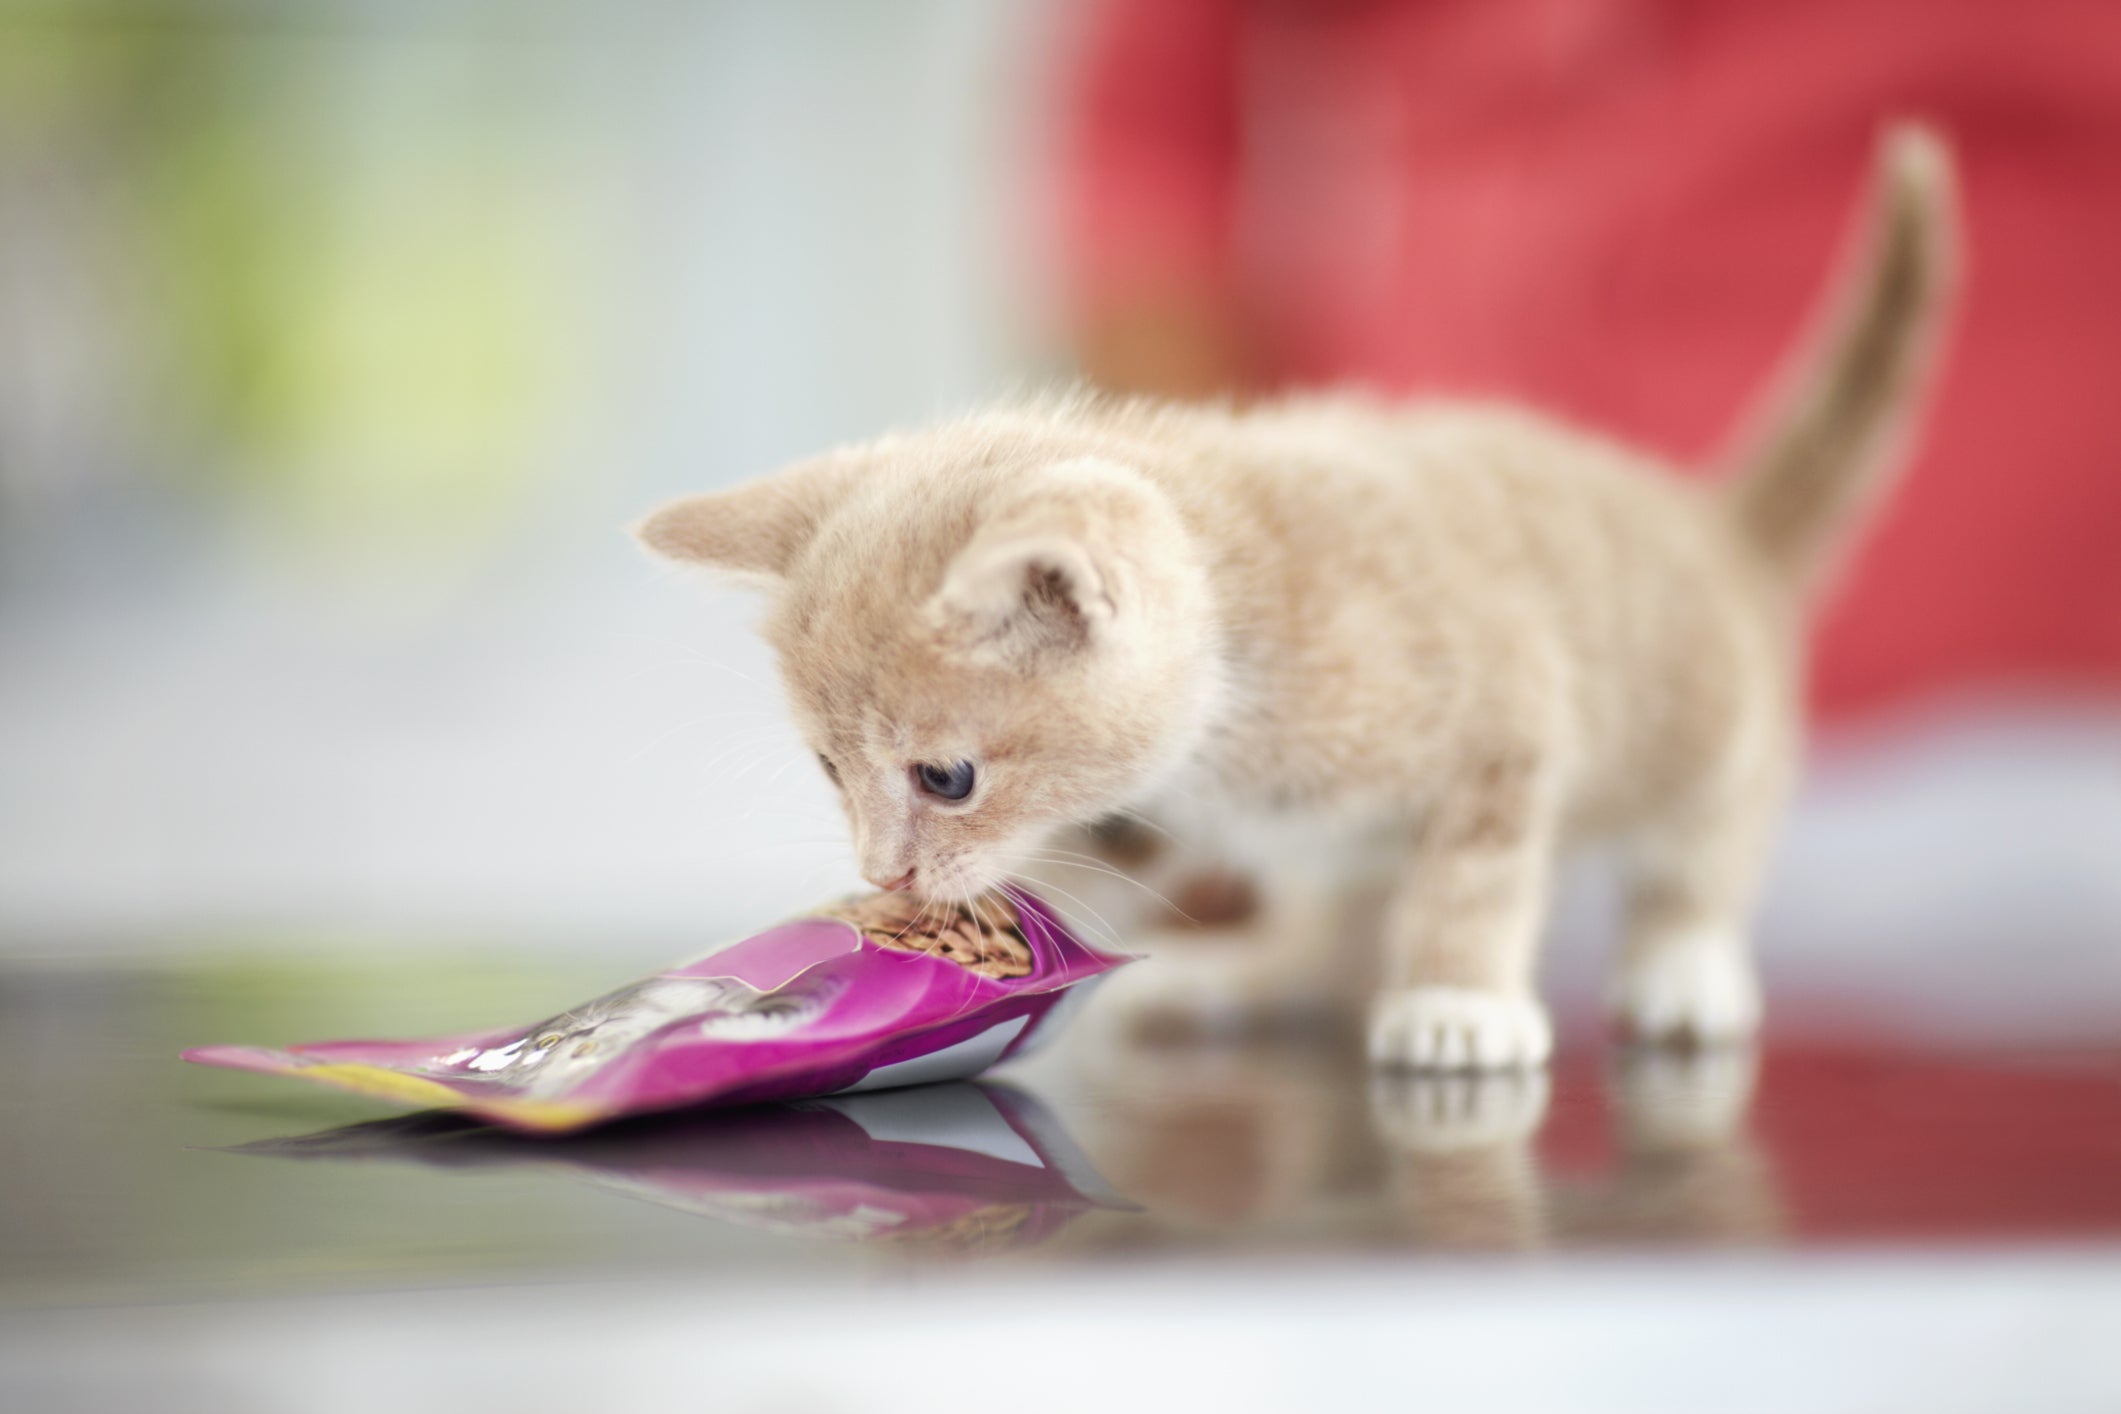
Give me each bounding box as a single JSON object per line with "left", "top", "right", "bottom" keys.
{"left": 636, "top": 127, "right": 1957, "bottom": 1071}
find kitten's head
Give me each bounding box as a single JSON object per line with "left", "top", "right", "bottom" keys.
{"left": 636, "top": 433, "right": 1216, "bottom": 901}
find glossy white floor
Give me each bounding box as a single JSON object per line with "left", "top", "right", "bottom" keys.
{"left": 9, "top": 1252, "right": 2118, "bottom": 1413}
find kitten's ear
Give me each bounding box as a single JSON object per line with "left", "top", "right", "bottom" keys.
{"left": 924, "top": 459, "right": 1154, "bottom": 668}
{"left": 633, "top": 457, "right": 860, "bottom": 587}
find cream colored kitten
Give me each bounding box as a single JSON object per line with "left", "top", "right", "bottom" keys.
{"left": 637, "top": 127, "right": 1957, "bottom": 1072}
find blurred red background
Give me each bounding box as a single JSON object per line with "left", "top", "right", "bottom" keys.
{"left": 1057, "top": 0, "right": 2121, "bottom": 720}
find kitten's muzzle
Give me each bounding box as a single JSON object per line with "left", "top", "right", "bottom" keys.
{"left": 869, "top": 868, "right": 918, "bottom": 894}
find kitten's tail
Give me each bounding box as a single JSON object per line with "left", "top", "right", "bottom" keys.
{"left": 1719, "top": 123, "right": 1961, "bottom": 593}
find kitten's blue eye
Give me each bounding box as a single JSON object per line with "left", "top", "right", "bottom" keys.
{"left": 915, "top": 760, "right": 977, "bottom": 802}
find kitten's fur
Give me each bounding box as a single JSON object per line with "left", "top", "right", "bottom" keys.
{"left": 637, "top": 128, "right": 1957, "bottom": 1070}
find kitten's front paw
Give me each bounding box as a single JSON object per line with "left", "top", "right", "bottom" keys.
{"left": 1610, "top": 935, "right": 1761, "bottom": 1044}
{"left": 1368, "top": 987, "right": 1553, "bottom": 1071}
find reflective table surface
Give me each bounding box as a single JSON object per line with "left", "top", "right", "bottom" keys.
{"left": 5, "top": 948, "right": 2120, "bottom": 1409}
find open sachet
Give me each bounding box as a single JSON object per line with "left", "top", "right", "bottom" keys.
{"left": 185, "top": 890, "right": 1125, "bottom": 1133}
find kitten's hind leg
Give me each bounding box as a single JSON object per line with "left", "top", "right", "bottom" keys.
{"left": 1369, "top": 747, "right": 1563, "bottom": 1072}
{"left": 1610, "top": 784, "right": 1783, "bottom": 1046}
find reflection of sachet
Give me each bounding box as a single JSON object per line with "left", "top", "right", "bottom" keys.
{"left": 184, "top": 890, "right": 1129, "bottom": 1133}
{"left": 223, "top": 1082, "right": 1133, "bottom": 1252}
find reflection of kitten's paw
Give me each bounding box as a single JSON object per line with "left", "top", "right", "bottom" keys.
{"left": 1367, "top": 987, "right": 1553, "bottom": 1071}
{"left": 1610, "top": 936, "right": 1761, "bottom": 1044}
{"left": 1612, "top": 1045, "right": 1760, "bottom": 1150}
{"left": 1369, "top": 1068, "right": 1551, "bottom": 1153}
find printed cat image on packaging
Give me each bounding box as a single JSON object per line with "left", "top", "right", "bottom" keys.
{"left": 185, "top": 890, "right": 1127, "bottom": 1133}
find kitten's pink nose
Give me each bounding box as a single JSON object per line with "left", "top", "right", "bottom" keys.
{"left": 871, "top": 868, "right": 917, "bottom": 894}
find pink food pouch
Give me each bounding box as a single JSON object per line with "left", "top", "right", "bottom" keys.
{"left": 185, "top": 890, "right": 1126, "bottom": 1133}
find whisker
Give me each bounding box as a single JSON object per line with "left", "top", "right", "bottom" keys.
{"left": 684, "top": 724, "right": 801, "bottom": 778}
{"left": 641, "top": 652, "right": 774, "bottom": 691}
{"left": 1013, "top": 849, "right": 1194, "bottom": 923}
{"left": 963, "top": 887, "right": 1008, "bottom": 946}
{"left": 740, "top": 838, "right": 852, "bottom": 852}
{"left": 883, "top": 896, "right": 937, "bottom": 950}
{"left": 625, "top": 716, "right": 786, "bottom": 768}
{"left": 730, "top": 744, "right": 804, "bottom": 784}
{"left": 696, "top": 737, "right": 798, "bottom": 783}
{"left": 1005, "top": 875, "right": 1126, "bottom": 954}
{"left": 759, "top": 751, "right": 815, "bottom": 788}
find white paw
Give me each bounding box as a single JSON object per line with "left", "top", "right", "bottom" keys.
{"left": 1369, "top": 1069, "right": 1552, "bottom": 1152}
{"left": 1610, "top": 934, "right": 1762, "bottom": 1043}
{"left": 1368, "top": 987, "right": 1553, "bottom": 1071}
